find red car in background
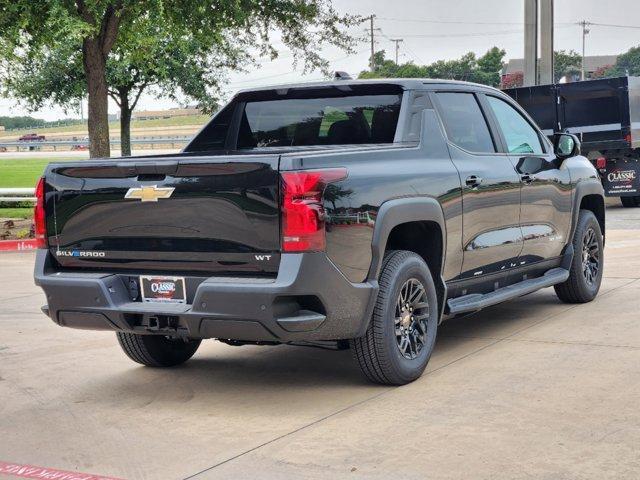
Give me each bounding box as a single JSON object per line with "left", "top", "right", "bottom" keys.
{"left": 18, "top": 133, "right": 46, "bottom": 142}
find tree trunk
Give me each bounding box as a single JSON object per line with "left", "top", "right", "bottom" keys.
{"left": 83, "top": 38, "right": 111, "bottom": 158}
{"left": 119, "top": 93, "right": 132, "bottom": 157}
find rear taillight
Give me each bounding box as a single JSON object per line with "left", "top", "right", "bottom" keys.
{"left": 280, "top": 168, "right": 347, "bottom": 252}
{"left": 34, "top": 177, "right": 47, "bottom": 248}
{"left": 596, "top": 157, "right": 607, "bottom": 170}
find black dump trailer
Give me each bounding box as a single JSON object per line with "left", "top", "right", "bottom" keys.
{"left": 505, "top": 76, "right": 640, "bottom": 207}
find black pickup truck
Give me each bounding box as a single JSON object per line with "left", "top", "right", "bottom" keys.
{"left": 34, "top": 79, "right": 605, "bottom": 385}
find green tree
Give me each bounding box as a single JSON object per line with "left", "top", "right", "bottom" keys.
{"left": 1, "top": 1, "right": 356, "bottom": 158}
{"left": 359, "top": 47, "right": 506, "bottom": 88}
{"left": 608, "top": 45, "right": 640, "bottom": 77}
{"left": 554, "top": 50, "right": 582, "bottom": 82}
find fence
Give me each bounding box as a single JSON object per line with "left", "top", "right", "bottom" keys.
{"left": 0, "top": 188, "right": 36, "bottom": 204}
{"left": 0, "top": 136, "right": 191, "bottom": 152}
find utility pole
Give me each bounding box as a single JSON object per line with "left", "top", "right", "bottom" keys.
{"left": 524, "top": 0, "right": 538, "bottom": 86}
{"left": 539, "top": 0, "right": 554, "bottom": 84}
{"left": 369, "top": 15, "right": 376, "bottom": 72}
{"left": 579, "top": 20, "right": 591, "bottom": 80}
{"left": 390, "top": 38, "right": 404, "bottom": 64}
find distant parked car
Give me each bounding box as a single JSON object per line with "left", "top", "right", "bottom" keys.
{"left": 71, "top": 136, "right": 88, "bottom": 150}
{"left": 18, "top": 133, "right": 45, "bottom": 142}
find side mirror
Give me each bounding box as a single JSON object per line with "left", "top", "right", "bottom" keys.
{"left": 554, "top": 133, "right": 581, "bottom": 160}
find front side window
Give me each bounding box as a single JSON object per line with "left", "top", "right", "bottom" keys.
{"left": 237, "top": 94, "right": 402, "bottom": 148}
{"left": 435, "top": 92, "right": 496, "bottom": 153}
{"left": 487, "top": 96, "right": 544, "bottom": 155}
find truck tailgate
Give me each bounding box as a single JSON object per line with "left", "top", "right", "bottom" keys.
{"left": 44, "top": 154, "right": 281, "bottom": 275}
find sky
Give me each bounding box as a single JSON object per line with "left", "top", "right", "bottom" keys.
{"left": 1, "top": 0, "right": 640, "bottom": 121}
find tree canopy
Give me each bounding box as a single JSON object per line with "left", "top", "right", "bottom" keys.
{"left": 608, "top": 45, "right": 640, "bottom": 77}
{"left": 553, "top": 50, "right": 582, "bottom": 82}
{"left": 1, "top": 1, "right": 357, "bottom": 157}
{"left": 358, "top": 47, "right": 507, "bottom": 88}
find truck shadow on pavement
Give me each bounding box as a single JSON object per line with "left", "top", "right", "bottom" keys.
{"left": 75, "top": 291, "right": 566, "bottom": 412}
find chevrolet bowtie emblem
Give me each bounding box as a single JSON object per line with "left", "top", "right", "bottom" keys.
{"left": 124, "top": 185, "right": 175, "bottom": 202}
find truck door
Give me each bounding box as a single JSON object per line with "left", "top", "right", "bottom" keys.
{"left": 433, "top": 91, "right": 523, "bottom": 280}
{"left": 482, "top": 93, "right": 572, "bottom": 264}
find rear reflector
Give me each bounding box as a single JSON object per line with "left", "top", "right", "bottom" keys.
{"left": 596, "top": 157, "right": 607, "bottom": 170}
{"left": 34, "top": 177, "right": 47, "bottom": 248}
{"left": 281, "top": 168, "right": 347, "bottom": 252}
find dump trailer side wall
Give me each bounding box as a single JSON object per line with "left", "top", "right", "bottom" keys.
{"left": 629, "top": 76, "right": 640, "bottom": 149}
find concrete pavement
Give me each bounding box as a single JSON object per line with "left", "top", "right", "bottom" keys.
{"left": 0, "top": 209, "right": 639, "bottom": 479}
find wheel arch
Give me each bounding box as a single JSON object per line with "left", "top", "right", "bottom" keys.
{"left": 368, "top": 197, "right": 447, "bottom": 322}
{"left": 571, "top": 180, "right": 605, "bottom": 245}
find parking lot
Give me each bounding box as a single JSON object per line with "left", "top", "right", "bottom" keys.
{"left": 1, "top": 204, "right": 639, "bottom": 480}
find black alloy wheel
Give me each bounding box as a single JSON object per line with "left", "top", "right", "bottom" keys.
{"left": 581, "top": 226, "right": 600, "bottom": 287}
{"left": 394, "top": 278, "right": 430, "bottom": 360}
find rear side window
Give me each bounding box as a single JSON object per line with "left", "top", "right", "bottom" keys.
{"left": 237, "top": 94, "right": 401, "bottom": 148}
{"left": 435, "top": 92, "right": 496, "bottom": 153}
{"left": 184, "top": 105, "right": 234, "bottom": 152}
{"left": 486, "top": 96, "right": 544, "bottom": 154}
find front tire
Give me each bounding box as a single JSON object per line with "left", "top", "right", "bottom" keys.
{"left": 350, "top": 250, "right": 438, "bottom": 385}
{"left": 117, "top": 333, "right": 201, "bottom": 367}
{"left": 554, "top": 210, "right": 604, "bottom": 303}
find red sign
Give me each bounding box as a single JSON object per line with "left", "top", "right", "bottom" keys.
{"left": 0, "top": 461, "right": 123, "bottom": 480}
{"left": 0, "top": 240, "right": 39, "bottom": 251}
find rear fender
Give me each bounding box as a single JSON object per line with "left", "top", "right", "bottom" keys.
{"left": 367, "top": 197, "right": 447, "bottom": 322}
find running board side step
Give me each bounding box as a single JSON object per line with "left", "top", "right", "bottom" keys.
{"left": 447, "top": 268, "right": 570, "bottom": 315}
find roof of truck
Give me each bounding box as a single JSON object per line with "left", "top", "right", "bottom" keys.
{"left": 235, "top": 78, "right": 500, "bottom": 94}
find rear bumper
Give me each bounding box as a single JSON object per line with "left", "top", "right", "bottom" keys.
{"left": 34, "top": 250, "right": 377, "bottom": 342}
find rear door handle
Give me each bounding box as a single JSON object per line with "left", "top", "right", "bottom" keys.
{"left": 521, "top": 173, "right": 534, "bottom": 184}
{"left": 465, "top": 175, "right": 482, "bottom": 188}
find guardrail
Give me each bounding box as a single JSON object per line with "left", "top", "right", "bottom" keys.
{"left": 0, "top": 188, "right": 36, "bottom": 204}
{"left": 0, "top": 136, "right": 191, "bottom": 151}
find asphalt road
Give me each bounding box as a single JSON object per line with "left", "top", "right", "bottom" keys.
{"left": 1, "top": 207, "right": 639, "bottom": 479}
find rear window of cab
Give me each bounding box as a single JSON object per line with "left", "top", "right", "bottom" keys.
{"left": 186, "top": 84, "right": 404, "bottom": 152}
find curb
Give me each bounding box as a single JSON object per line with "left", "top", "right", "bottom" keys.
{"left": 0, "top": 239, "right": 38, "bottom": 251}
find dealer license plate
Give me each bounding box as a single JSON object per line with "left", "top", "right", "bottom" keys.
{"left": 140, "top": 276, "right": 186, "bottom": 303}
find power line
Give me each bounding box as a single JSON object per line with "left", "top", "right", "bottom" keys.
{"left": 587, "top": 22, "right": 640, "bottom": 30}
{"left": 226, "top": 49, "right": 369, "bottom": 87}
{"left": 401, "top": 42, "right": 424, "bottom": 65}
{"left": 388, "top": 29, "right": 525, "bottom": 38}
{"left": 377, "top": 16, "right": 575, "bottom": 26}
{"left": 384, "top": 23, "right": 575, "bottom": 39}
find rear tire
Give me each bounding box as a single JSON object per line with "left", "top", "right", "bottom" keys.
{"left": 554, "top": 210, "right": 603, "bottom": 303}
{"left": 350, "top": 250, "right": 438, "bottom": 385}
{"left": 621, "top": 196, "right": 640, "bottom": 208}
{"left": 117, "top": 333, "right": 201, "bottom": 367}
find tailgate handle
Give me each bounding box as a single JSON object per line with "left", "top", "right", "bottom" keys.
{"left": 135, "top": 161, "right": 178, "bottom": 175}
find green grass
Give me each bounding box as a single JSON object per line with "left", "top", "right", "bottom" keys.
{"left": 0, "top": 157, "right": 77, "bottom": 219}
{"left": 0, "top": 114, "right": 209, "bottom": 137}
{"left": 0, "top": 157, "right": 75, "bottom": 188}
{"left": 0, "top": 207, "right": 31, "bottom": 219}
